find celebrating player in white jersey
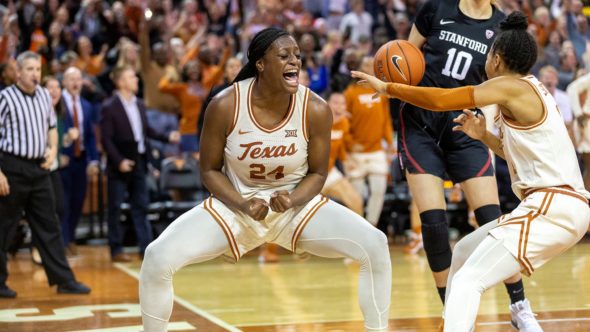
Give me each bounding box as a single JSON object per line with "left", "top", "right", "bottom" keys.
{"left": 139, "top": 28, "right": 392, "bottom": 332}
{"left": 353, "top": 12, "right": 590, "bottom": 332}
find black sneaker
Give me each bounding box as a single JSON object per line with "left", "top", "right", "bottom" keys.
{"left": 0, "top": 285, "right": 16, "bottom": 298}
{"left": 57, "top": 281, "right": 91, "bottom": 295}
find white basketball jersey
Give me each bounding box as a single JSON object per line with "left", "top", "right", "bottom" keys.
{"left": 223, "top": 78, "right": 311, "bottom": 200}
{"left": 495, "top": 75, "right": 589, "bottom": 200}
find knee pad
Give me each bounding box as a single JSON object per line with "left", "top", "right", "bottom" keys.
{"left": 420, "top": 209, "right": 452, "bottom": 272}
{"left": 474, "top": 204, "right": 501, "bottom": 227}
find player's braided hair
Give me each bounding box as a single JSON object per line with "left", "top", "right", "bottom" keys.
{"left": 233, "top": 28, "right": 290, "bottom": 83}
{"left": 491, "top": 11, "right": 537, "bottom": 75}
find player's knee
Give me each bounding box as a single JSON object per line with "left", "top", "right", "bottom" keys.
{"left": 141, "top": 242, "right": 172, "bottom": 280}
{"left": 363, "top": 229, "right": 390, "bottom": 265}
{"left": 420, "top": 209, "right": 452, "bottom": 272}
{"left": 474, "top": 204, "right": 501, "bottom": 226}
{"left": 350, "top": 228, "right": 388, "bottom": 264}
{"left": 371, "top": 229, "right": 389, "bottom": 252}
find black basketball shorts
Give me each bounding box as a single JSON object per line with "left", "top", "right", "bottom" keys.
{"left": 397, "top": 104, "right": 494, "bottom": 183}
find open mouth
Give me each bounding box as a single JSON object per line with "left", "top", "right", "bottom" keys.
{"left": 283, "top": 69, "right": 299, "bottom": 86}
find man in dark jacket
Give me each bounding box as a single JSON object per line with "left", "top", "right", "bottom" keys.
{"left": 100, "top": 65, "right": 179, "bottom": 262}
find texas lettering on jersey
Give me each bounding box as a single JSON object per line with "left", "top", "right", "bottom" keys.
{"left": 237, "top": 141, "right": 298, "bottom": 161}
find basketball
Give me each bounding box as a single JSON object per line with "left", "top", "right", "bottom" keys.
{"left": 373, "top": 40, "right": 425, "bottom": 86}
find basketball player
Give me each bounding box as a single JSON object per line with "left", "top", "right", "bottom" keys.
{"left": 396, "top": 0, "right": 538, "bottom": 328}
{"left": 566, "top": 71, "right": 590, "bottom": 190}
{"left": 344, "top": 57, "right": 394, "bottom": 226}
{"left": 139, "top": 28, "right": 392, "bottom": 332}
{"left": 353, "top": 11, "right": 589, "bottom": 331}
{"left": 321, "top": 91, "right": 363, "bottom": 215}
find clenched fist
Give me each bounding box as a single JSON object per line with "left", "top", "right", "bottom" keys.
{"left": 269, "top": 190, "right": 292, "bottom": 213}
{"left": 240, "top": 197, "right": 270, "bottom": 221}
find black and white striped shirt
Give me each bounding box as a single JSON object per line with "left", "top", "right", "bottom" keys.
{"left": 0, "top": 85, "right": 57, "bottom": 159}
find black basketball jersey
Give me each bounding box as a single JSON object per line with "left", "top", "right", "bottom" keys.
{"left": 415, "top": 0, "right": 505, "bottom": 88}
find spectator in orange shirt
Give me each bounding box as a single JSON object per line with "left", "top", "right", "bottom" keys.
{"left": 75, "top": 36, "right": 107, "bottom": 77}
{"left": 160, "top": 39, "right": 232, "bottom": 153}
{"left": 159, "top": 61, "right": 205, "bottom": 153}
{"left": 343, "top": 56, "right": 394, "bottom": 226}
{"left": 321, "top": 91, "right": 363, "bottom": 216}
{"left": 28, "top": 11, "right": 47, "bottom": 53}
{"left": 179, "top": 35, "right": 232, "bottom": 88}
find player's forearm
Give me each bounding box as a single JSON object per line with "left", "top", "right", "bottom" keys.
{"left": 202, "top": 170, "right": 248, "bottom": 211}
{"left": 386, "top": 83, "right": 476, "bottom": 112}
{"left": 481, "top": 131, "right": 505, "bottom": 159}
{"left": 289, "top": 173, "right": 326, "bottom": 207}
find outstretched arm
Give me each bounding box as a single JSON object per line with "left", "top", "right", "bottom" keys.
{"left": 350, "top": 71, "right": 514, "bottom": 111}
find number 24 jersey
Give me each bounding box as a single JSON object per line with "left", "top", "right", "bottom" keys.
{"left": 223, "top": 78, "right": 311, "bottom": 200}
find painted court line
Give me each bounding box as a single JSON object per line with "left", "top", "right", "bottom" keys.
{"left": 114, "top": 263, "right": 242, "bottom": 332}
{"left": 234, "top": 317, "right": 365, "bottom": 327}
{"left": 477, "top": 317, "right": 590, "bottom": 326}
{"left": 70, "top": 322, "right": 196, "bottom": 331}
{"left": 208, "top": 308, "right": 257, "bottom": 314}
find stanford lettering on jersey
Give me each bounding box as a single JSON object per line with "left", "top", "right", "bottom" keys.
{"left": 438, "top": 31, "right": 488, "bottom": 55}
{"left": 237, "top": 141, "right": 298, "bottom": 161}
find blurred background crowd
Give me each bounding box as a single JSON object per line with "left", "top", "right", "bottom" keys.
{"left": 2, "top": 0, "right": 590, "bottom": 259}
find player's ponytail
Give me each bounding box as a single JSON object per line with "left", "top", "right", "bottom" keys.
{"left": 491, "top": 11, "right": 537, "bottom": 75}
{"left": 233, "top": 28, "right": 290, "bottom": 83}
{"left": 499, "top": 11, "right": 528, "bottom": 31}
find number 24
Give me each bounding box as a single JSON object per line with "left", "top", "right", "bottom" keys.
{"left": 249, "top": 164, "right": 285, "bottom": 180}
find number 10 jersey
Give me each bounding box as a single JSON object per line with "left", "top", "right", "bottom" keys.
{"left": 414, "top": 0, "right": 505, "bottom": 88}
{"left": 224, "top": 77, "right": 311, "bottom": 200}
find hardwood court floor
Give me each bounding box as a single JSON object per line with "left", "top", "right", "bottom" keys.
{"left": 1, "top": 240, "right": 590, "bottom": 331}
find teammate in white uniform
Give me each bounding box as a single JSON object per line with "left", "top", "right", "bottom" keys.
{"left": 139, "top": 28, "right": 392, "bottom": 332}
{"left": 566, "top": 71, "right": 590, "bottom": 190}
{"left": 353, "top": 12, "right": 589, "bottom": 331}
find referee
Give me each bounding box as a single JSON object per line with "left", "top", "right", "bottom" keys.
{"left": 0, "top": 52, "right": 90, "bottom": 298}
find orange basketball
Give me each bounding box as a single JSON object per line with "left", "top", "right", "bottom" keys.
{"left": 373, "top": 40, "right": 425, "bottom": 86}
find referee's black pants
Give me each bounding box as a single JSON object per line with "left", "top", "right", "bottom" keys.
{"left": 0, "top": 154, "right": 75, "bottom": 286}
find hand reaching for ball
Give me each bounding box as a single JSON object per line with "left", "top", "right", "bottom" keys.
{"left": 352, "top": 40, "right": 425, "bottom": 100}
{"left": 351, "top": 71, "right": 389, "bottom": 98}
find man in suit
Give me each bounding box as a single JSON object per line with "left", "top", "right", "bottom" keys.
{"left": 60, "top": 67, "right": 99, "bottom": 255}
{"left": 100, "top": 66, "right": 180, "bottom": 262}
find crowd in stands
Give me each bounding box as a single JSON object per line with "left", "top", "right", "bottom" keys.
{"left": 2, "top": 0, "right": 590, "bottom": 256}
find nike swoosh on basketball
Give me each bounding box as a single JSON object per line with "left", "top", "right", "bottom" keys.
{"left": 440, "top": 19, "right": 454, "bottom": 25}
{"left": 391, "top": 55, "right": 408, "bottom": 82}
{"left": 238, "top": 129, "right": 253, "bottom": 135}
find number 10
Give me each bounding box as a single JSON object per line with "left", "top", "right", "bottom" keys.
{"left": 441, "top": 48, "right": 472, "bottom": 80}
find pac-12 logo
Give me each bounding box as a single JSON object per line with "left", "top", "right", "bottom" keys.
{"left": 486, "top": 29, "right": 494, "bottom": 39}
{"left": 391, "top": 55, "right": 408, "bottom": 82}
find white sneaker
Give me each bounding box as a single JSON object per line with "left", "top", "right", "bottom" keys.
{"left": 510, "top": 299, "right": 543, "bottom": 331}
